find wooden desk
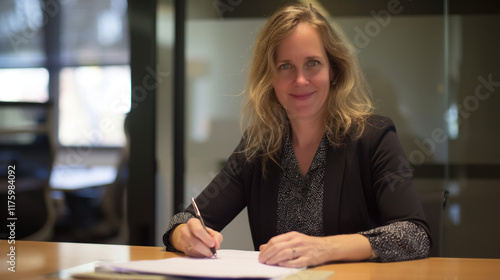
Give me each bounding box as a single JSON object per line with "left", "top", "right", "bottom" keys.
{"left": 1, "top": 241, "right": 500, "bottom": 280}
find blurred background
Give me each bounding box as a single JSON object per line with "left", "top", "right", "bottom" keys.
{"left": 0, "top": 0, "right": 499, "bottom": 258}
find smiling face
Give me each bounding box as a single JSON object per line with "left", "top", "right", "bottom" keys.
{"left": 273, "top": 23, "right": 333, "bottom": 123}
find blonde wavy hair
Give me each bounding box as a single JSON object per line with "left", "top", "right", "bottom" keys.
{"left": 241, "top": 4, "right": 374, "bottom": 170}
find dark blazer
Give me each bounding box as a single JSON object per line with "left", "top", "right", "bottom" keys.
{"left": 183, "top": 115, "right": 430, "bottom": 250}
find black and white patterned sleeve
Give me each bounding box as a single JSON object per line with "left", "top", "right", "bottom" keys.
{"left": 360, "top": 221, "right": 430, "bottom": 262}
{"left": 163, "top": 212, "right": 195, "bottom": 252}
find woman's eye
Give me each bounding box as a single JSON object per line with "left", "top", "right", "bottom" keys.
{"left": 308, "top": 60, "right": 320, "bottom": 67}
{"left": 278, "top": 64, "right": 291, "bottom": 70}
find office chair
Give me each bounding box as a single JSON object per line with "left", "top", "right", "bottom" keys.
{"left": 418, "top": 190, "right": 449, "bottom": 257}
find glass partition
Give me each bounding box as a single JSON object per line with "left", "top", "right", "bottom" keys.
{"left": 443, "top": 13, "right": 500, "bottom": 258}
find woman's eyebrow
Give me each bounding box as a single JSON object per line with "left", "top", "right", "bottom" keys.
{"left": 276, "top": 56, "right": 323, "bottom": 62}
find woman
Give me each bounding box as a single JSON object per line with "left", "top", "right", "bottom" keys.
{"left": 163, "top": 4, "right": 430, "bottom": 267}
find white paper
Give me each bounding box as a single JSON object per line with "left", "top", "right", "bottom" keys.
{"left": 109, "top": 249, "right": 301, "bottom": 279}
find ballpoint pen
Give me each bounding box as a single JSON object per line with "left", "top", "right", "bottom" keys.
{"left": 191, "top": 197, "right": 217, "bottom": 257}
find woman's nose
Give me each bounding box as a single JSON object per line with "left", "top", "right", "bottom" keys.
{"left": 293, "top": 69, "right": 309, "bottom": 86}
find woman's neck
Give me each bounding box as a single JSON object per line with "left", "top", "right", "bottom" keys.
{"left": 289, "top": 117, "right": 325, "bottom": 149}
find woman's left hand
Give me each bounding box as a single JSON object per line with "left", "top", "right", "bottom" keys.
{"left": 258, "top": 231, "right": 373, "bottom": 268}
{"left": 258, "top": 231, "right": 333, "bottom": 268}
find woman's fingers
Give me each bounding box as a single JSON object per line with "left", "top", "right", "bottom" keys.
{"left": 258, "top": 231, "right": 297, "bottom": 265}
{"left": 187, "top": 218, "right": 215, "bottom": 247}
{"left": 206, "top": 227, "right": 223, "bottom": 249}
{"left": 258, "top": 231, "right": 327, "bottom": 268}
{"left": 181, "top": 218, "right": 222, "bottom": 257}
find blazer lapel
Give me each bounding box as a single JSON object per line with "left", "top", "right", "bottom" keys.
{"left": 323, "top": 145, "right": 346, "bottom": 235}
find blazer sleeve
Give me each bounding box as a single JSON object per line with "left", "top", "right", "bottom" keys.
{"left": 368, "top": 117, "right": 430, "bottom": 236}
{"left": 359, "top": 116, "right": 431, "bottom": 261}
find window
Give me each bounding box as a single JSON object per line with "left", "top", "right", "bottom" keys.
{"left": 59, "top": 65, "right": 130, "bottom": 146}
{"left": 0, "top": 0, "right": 130, "bottom": 147}
{"left": 0, "top": 68, "right": 49, "bottom": 102}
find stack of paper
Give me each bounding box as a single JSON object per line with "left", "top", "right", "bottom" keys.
{"left": 109, "top": 249, "right": 301, "bottom": 278}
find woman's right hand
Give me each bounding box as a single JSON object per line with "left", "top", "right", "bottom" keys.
{"left": 170, "top": 218, "right": 223, "bottom": 258}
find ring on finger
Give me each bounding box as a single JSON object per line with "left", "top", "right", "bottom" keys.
{"left": 291, "top": 248, "right": 297, "bottom": 260}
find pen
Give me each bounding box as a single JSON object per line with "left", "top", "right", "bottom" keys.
{"left": 191, "top": 197, "right": 217, "bottom": 257}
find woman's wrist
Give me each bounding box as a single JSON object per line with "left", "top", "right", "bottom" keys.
{"left": 325, "top": 234, "right": 373, "bottom": 262}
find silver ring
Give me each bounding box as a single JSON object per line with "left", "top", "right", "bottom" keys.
{"left": 292, "top": 248, "right": 296, "bottom": 260}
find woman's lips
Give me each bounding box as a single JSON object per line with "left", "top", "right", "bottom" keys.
{"left": 290, "top": 91, "right": 315, "bottom": 100}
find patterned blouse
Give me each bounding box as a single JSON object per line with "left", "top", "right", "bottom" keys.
{"left": 165, "top": 134, "right": 430, "bottom": 262}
